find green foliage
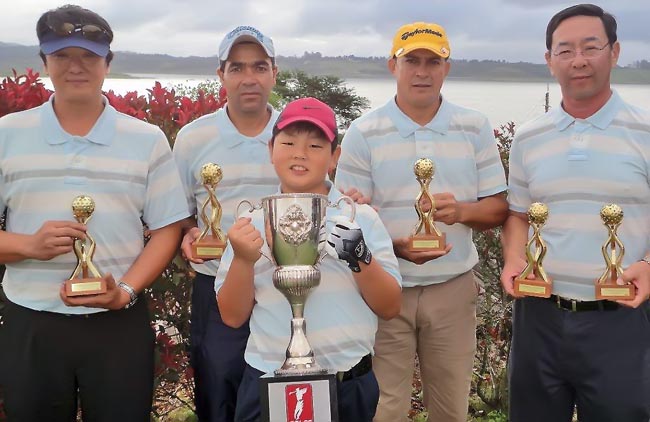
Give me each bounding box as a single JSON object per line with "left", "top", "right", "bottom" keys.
{"left": 411, "top": 411, "right": 428, "bottom": 422}
{"left": 165, "top": 407, "right": 198, "bottom": 422}
{"left": 274, "top": 70, "right": 370, "bottom": 130}
{"left": 1, "top": 209, "right": 5, "bottom": 305}
{"left": 173, "top": 80, "right": 222, "bottom": 101}
{"left": 474, "top": 410, "right": 508, "bottom": 422}
{"left": 470, "top": 122, "right": 515, "bottom": 416}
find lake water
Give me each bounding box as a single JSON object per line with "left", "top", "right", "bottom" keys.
{"left": 41, "top": 74, "right": 650, "bottom": 127}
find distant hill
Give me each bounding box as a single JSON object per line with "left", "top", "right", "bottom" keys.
{"left": 2, "top": 42, "right": 650, "bottom": 84}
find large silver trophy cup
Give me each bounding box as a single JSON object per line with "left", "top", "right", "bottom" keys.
{"left": 238, "top": 193, "right": 355, "bottom": 421}
{"left": 238, "top": 193, "right": 355, "bottom": 375}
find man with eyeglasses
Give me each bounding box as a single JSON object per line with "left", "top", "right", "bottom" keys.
{"left": 0, "top": 4, "right": 188, "bottom": 421}
{"left": 501, "top": 4, "right": 650, "bottom": 422}
{"left": 172, "top": 26, "right": 279, "bottom": 422}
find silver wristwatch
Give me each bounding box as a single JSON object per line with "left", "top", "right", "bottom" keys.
{"left": 118, "top": 281, "right": 138, "bottom": 309}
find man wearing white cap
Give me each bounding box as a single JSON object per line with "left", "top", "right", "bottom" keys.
{"left": 173, "top": 25, "right": 280, "bottom": 422}
{"left": 335, "top": 22, "right": 508, "bottom": 422}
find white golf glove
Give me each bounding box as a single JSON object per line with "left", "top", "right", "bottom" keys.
{"left": 325, "top": 215, "right": 372, "bottom": 273}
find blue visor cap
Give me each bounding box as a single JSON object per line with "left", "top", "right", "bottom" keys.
{"left": 40, "top": 31, "right": 110, "bottom": 57}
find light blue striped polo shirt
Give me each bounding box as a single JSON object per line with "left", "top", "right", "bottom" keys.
{"left": 335, "top": 97, "right": 507, "bottom": 287}
{"left": 173, "top": 105, "right": 280, "bottom": 276}
{"left": 214, "top": 183, "right": 402, "bottom": 374}
{"left": 0, "top": 95, "right": 190, "bottom": 314}
{"left": 508, "top": 91, "right": 650, "bottom": 301}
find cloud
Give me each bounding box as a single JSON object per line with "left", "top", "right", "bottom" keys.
{"left": 1, "top": 0, "right": 647, "bottom": 64}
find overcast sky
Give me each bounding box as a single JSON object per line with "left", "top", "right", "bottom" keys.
{"left": 2, "top": 0, "right": 648, "bottom": 65}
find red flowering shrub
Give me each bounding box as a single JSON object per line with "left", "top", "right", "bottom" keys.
{"left": 0, "top": 69, "right": 226, "bottom": 420}
{"left": 105, "top": 81, "right": 226, "bottom": 146}
{"left": 0, "top": 69, "right": 52, "bottom": 118}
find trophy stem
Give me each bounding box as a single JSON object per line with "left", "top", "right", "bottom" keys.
{"left": 272, "top": 265, "right": 326, "bottom": 376}
{"left": 290, "top": 302, "right": 305, "bottom": 319}
{"left": 276, "top": 317, "right": 326, "bottom": 376}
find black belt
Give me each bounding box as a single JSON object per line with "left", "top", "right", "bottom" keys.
{"left": 549, "top": 294, "right": 619, "bottom": 312}
{"left": 337, "top": 354, "right": 372, "bottom": 382}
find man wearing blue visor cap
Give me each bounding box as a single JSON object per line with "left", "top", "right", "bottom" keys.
{"left": 0, "top": 4, "right": 190, "bottom": 421}
{"left": 38, "top": 8, "right": 113, "bottom": 58}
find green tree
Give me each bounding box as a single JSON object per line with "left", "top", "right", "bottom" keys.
{"left": 273, "top": 70, "right": 370, "bottom": 131}
{"left": 173, "top": 79, "right": 222, "bottom": 101}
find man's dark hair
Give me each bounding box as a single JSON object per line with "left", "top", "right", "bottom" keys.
{"left": 36, "top": 4, "right": 114, "bottom": 65}
{"left": 546, "top": 4, "right": 617, "bottom": 50}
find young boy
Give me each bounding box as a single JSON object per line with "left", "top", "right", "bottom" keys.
{"left": 214, "top": 97, "right": 402, "bottom": 421}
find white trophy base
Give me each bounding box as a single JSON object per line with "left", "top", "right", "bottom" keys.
{"left": 260, "top": 372, "right": 338, "bottom": 422}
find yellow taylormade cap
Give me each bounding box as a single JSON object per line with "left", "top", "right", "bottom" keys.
{"left": 390, "top": 22, "right": 451, "bottom": 59}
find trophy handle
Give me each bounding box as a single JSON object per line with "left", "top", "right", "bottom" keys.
{"left": 235, "top": 200, "right": 260, "bottom": 219}
{"left": 329, "top": 195, "right": 356, "bottom": 222}
{"left": 234, "top": 200, "right": 273, "bottom": 263}
{"left": 318, "top": 196, "right": 357, "bottom": 263}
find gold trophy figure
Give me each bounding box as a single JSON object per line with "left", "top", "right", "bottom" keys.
{"left": 595, "top": 204, "right": 634, "bottom": 300}
{"left": 514, "top": 202, "right": 552, "bottom": 298}
{"left": 65, "top": 195, "right": 107, "bottom": 296}
{"left": 408, "top": 158, "right": 446, "bottom": 251}
{"left": 192, "top": 163, "right": 227, "bottom": 260}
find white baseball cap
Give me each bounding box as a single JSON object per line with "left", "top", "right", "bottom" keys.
{"left": 218, "top": 25, "right": 275, "bottom": 65}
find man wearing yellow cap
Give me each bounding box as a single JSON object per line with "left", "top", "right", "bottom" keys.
{"left": 336, "top": 22, "right": 508, "bottom": 421}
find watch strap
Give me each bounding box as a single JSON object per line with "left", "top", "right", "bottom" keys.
{"left": 117, "top": 281, "right": 138, "bottom": 309}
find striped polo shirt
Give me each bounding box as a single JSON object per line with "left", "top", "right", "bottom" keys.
{"left": 335, "top": 97, "right": 507, "bottom": 287}
{"left": 173, "top": 105, "right": 280, "bottom": 276}
{"left": 214, "top": 183, "right": 402, "bottom": 374}
{"left": 0, "top": 95, "right": 190, "bottom": 314}
{"left": 508, "top": 91, "right": 650, "bottom": 301}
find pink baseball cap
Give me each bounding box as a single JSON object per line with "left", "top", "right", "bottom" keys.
{"left": 273, "top": 97, "right": 338, "bottom": 142}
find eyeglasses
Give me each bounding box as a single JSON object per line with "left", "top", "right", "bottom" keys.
{"left": 47, "top": 21, "right": 110, "bottom": 42}
{"left": 551, "top": 44, "right": 610, "bottom": 61}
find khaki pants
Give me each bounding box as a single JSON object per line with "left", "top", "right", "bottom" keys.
{"left": 373, "top": 271, "right": 478, "bottom": 422}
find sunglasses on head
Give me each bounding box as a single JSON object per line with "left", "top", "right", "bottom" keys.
{"left": 47, "top": 21, "right": 110, "bottom": 42}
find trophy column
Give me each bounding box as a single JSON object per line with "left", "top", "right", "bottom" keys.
{"left": 192, "top": 163, "right": 227, "bottom": 260}
{"left": 65, "top": 195, "right": 107, "bottom": 296}
{"left": 408, "top": 158, "right": 446, "bottom": 251}
{"left": 595, "top": 204, "right": 634, "bottom": 300}
{"left": 514, "top": 202, "right": 552, "bottom": 298}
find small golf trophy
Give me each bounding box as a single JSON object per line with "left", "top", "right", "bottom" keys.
{"left": 192, "top": 163, "right": 227, "bottom": 260}
{"left": 514, "top": 202, "right": 552, "bottom": 298}
{"left": 409, "top": 158, "right": 445, "bottom": 251}
{"left": 66, "top": 195, "right": 106, "bottom": 296}
{"left": 595, "top": 203, "right": 634, "bottom": 300}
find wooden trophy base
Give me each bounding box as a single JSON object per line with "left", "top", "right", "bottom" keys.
{"left": 595, "top": 282, "right": 635, "bottom": 300}
{"left": 65, "top": 277, "right": 107, "bottom": 297}
{"left": 192, "top": 236, "right": 226, "bottom": 260}
{"left": 260, "top": 372, "right": 338, "bottom": 422}
{"left": 514, "top": 277, "right": 552, "bottom": 298}
{"left": 408, "top": 233, "right": 446, "bottom": 252}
